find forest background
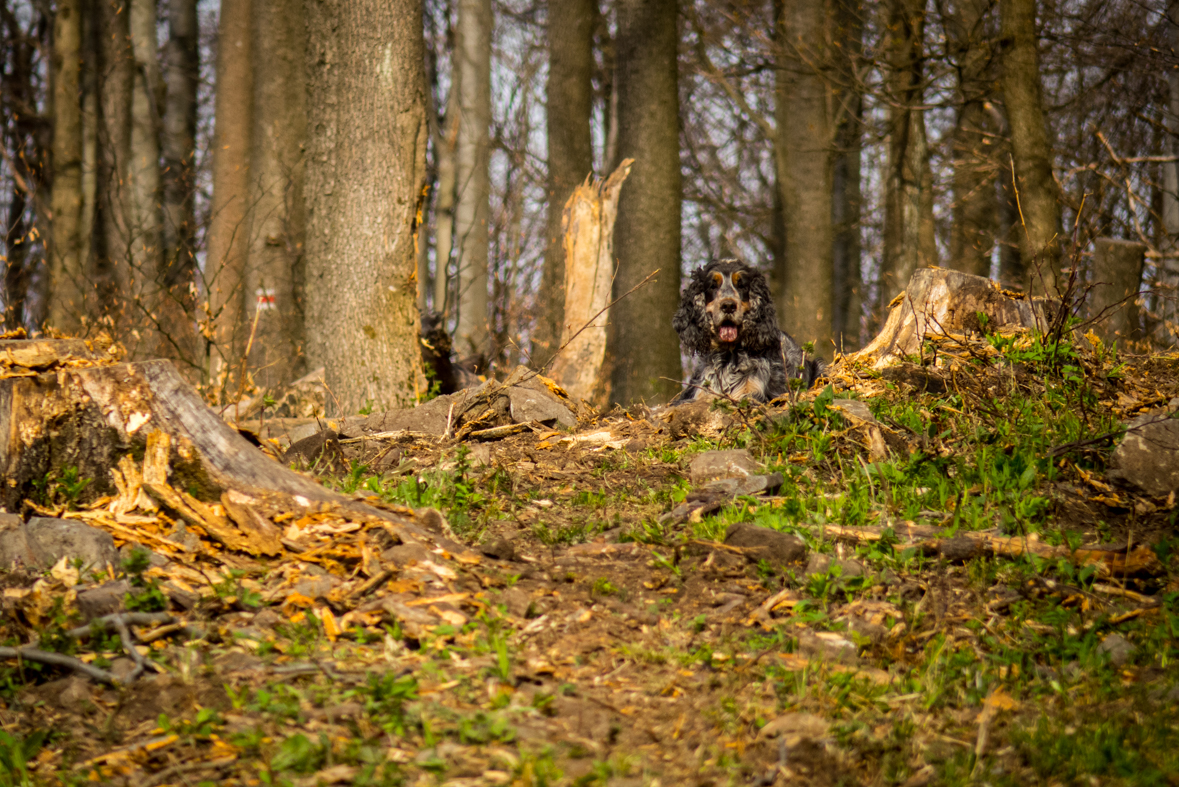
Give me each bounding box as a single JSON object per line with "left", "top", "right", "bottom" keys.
{"left": 1, "top": 0, "right": 1176, "bottom": 414}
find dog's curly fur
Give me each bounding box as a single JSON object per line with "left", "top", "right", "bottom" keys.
{"left": 672, "top": 259, "right": 824, "bottom": 403}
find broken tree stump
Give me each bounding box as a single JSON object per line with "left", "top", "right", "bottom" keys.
{"left": 548, "top": 158, "right": 633, "bottom": 404}
{"left": 0, "top": 342, "right": 461, "bottom": 556}
{"left": 850, "top": 268, "right": 1048, "bottom": 367}
{"left": 1089, "top": 237, "right": 1146, "bottom": 344}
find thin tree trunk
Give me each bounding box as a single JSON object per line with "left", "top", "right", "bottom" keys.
{"left": 453, "top": 0, "right": 492, "bottom": 362}
{"left": 1159, "top": 0, "right": 1179, "bottom": 339}
{"left": 535, "top": 0, "right": 594, "bottom": 368}
{"left": 127, "top": 0, "right": 163, "bottom": 356}
{"left": 831, "top": 0, "right": 863, "bottom": 351}
{"left": 948, "top": 0, "right": 997, "bottom": 278}
{"left": 432, "top": 49, "right": 460, "bottom": 317}
{"left": 880, "top": 0, "right": 936, "bottom": 309}
{"left": 777, "top": 0, "right": 834, "bottom": 358}
{"left": 608, "top": 0, "right": 682, "bottom": 406}
{"left": 303, "top": 0, "right": 428, "bottom": 415}
{"left": 245, "top": 0, "right": 306, "bottom": 389}
{"left": 48, "top": 0, "right": 86, "bottom": 333}
{"left": 205, "top": 0, "right": 253, "bottom": 387}
{"left": 80, "top": 0, "right": 99, "bottom": 304}
{"left": 999, "top": 0, "right": 1060, "bottom": 294}
{"left": 97, "top": 0, "right": 134, "bottom": 327}
{"left": 159, "top": 0, "right": 199, "bottom": 362}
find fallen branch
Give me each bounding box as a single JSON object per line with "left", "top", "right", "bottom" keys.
{"left": 0, "top": 646, "right": 118, "bottom": 685}
{"left": 67, "top": 612, "right": 174, "bottom": 640}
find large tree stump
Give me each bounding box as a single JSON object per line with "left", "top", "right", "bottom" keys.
{"left": 548, "top": 159, "right": 632, "bottom": 403}
{"left": 1088, "top": 238, "right": 1146, "bottom": 343}
{"left": 850, "top": 268, "right": 1048, "bottom": 367}
{"left": 0, "top": 343, "right": 455, "bottom": 556}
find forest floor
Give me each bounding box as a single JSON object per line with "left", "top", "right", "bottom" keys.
{"left": 2, "top": 326, "right": 1179, "bottom": 787}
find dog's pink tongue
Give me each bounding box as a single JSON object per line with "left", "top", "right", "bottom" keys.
{"left": 719, "top": 325, "right": 738, "bottom": 343}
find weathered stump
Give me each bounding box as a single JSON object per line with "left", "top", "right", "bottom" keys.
{"left": 850, "top": 267, "right": 1048, "bottom": 367}
{"left": 548, "top": 159, "right": 633, "bottom": 404}
{"left": 1088, "top": 237, "right": 1146, "bottom": 343}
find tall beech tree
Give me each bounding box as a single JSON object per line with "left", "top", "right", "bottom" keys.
{"left": 303, "top": 0, "right": 429, "bottom": 414}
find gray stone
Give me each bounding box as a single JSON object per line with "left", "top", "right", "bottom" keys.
{"left": 252, "top": 608, "right": 283, "bottom": 629}
{"left": 508, "top": 379, "right": 577, "bottom": 429}
{"left": 796, "top": 630, "right": 860, "bottom": 664}
{"left": 1109, "top": 410, "right": 1179, "bottom": 496}
{"left": 118, "top": 543, "right": 167, "bottom": 568}
{"left": 0, "top": 514, "right": 50, "bottom": 570}
{"left": 690, "top": 450, "right": 760, "bottom": 483}
{"left": 498, "top": 587, "right": 532, "bottom": 618}
{"left": 382, "top": 543, "right": 432, "bottom": 568}
{"left": 26, "top": 518, "right": 118, "bottom": 572}
{"left": 1097, "top": 633, "right": 1136, "bottom": 666}
{"left": 293, "top": 575, "right": 336, "bottom": 601}
{"left": 283, "top": 429, "right": 342, "bottom": 467}
{"left": 756, "top": 712, "right": 831, "bottom": 744}
{"left": 76, "top": 580, "right": 130, "bottom": 620}
{"left": 480, "top": 537, "right": 517, "bottom": 562}
{"left": 724, "top": 522, "right": 807, "bottom": 565}
{"left": 165, "top": 522, "right": 201, "bottom": 552}
{"left": 805, "top": 553, "right": 865, "bottom": 580}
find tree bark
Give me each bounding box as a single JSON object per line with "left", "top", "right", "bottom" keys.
{"left": 303, "top": 0, "right": 429, "bottom": 415}
{"left": 1159, "top": 0, "right": 1179, "bottom": 338}
{"left": 879, "top": 0, "right": 936, "bottom": 310}
{"left": 453, "top": 0, "right": 492, "bottom": 361}
{"left": 831, "top": 0, "right": 863, "bottom": 350}
{"left": 1089, "top": 238, "right": 1146, "bottom": 343}
{"left": 204, "top": 0, "right": 253, "bottom": 386}
{"left": 431, "top": 63, "right": 460, "bottom": 318}
{"left": 127, "top": 0, "right": 163, "bottom": 355}
{"left": 947, "top": 0, "right": 998, "bottom": 279}
{"left": 777, "top": 0, "right": 834, "bottom": 358}
{"left": 48, "top": 0, "right": 86, "bottom": 334}
{"left": 999, "top": 0, "right": 1060, "bottom": 294}
{"left": 245, "top": 0, "right": 306, "bottom": 390}
{"left": 535, "top": 0, "right": 595, "bottom": 368}
{"left": 608, "top": 0, "right": 682, "bottom": 406}
{"left": 96, "top": 0, "right": 134, "bottom": 328}
{"left": 549, "top": 160, "right": 632, "bottom": 404}
{"left": 159, "top": 0, "right": 199, "bottom": 362}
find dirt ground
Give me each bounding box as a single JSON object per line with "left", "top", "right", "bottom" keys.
{"left": 2, "top": 331, "right": 1178, "bottom": 787}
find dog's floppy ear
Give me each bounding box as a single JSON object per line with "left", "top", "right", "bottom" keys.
{"left": 742, "top": 267, "right": 782, "bottom": 353}
{"left": 673, "top": 266, "right": 713, "bottom": 355}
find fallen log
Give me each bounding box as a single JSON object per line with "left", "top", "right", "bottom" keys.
{"left": 822, "top": 523, "right": 1163, "bottom": 578}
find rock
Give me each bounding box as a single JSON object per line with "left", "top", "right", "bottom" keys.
{"left": 756, "top": 712, "right": 831, "bottom": 744}
{"left": 293, "top": 575, "right": 335, "bottom": 602}
{"left": 797, "top": 630, "right": 860, "bottom": 664}
{"left": 163, "top": 582, "right": 198, "bottom": 610}
{"left": 382, "top": 543, "right": 432, "bottom": 568}
{"left": 118, "top": 543, "right": 167, "bottom": 568}
{"left": 498, "top": 587, "right": 532, "bottom": 618}
{"left": 508, "top": 378, "right": 577, "bottom": 429}
{"left": 109, "top": 658, "right": 138, "bottom": 682}
{"left": 165, "top": 522, "right": 202, "bottom": 552}
{"left": 0, "top": 514, "right": 50, "bottom": 570}
{"left": 1097, "top": 633, "right": 1136, "bottom": 666}
{"left": 660, "top": 399, "right": 732, "bottom": 440}
{"left": 480, "top": 537, "right": 517, "bottom": 562}
{"left": 689, "top": 450, "right": 761, "bottom": 483}
{"left": 283, "top": 429, "right": 343, "bottom": 467}
{"left": 252, "top": 608, "right": 283, "bottom": 629}
{"left": 724, "top": 522, "right": 807, "bottom": 565}
{"left": 76, "top": 580, "right": 130, "bottom": 621}
{"left": 1109, "top": 410, "right": 1179, "bottom": 497}
{"left": 26, "top": 517, "right": 119, "bottom": 572}
{"left": 805, "top": 553, "right": 865, "bottom": 580}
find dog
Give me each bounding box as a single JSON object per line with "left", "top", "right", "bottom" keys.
{"left": 671, "top": 259, "right": 824, "bottom": 403}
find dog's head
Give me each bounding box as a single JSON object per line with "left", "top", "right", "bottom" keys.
{"left": 673, "top": 259, "right": 780, "bottom": 354}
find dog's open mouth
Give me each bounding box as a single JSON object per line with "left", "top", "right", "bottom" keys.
{"left": 718, "top": 324, "right": 739, "bottom": 343}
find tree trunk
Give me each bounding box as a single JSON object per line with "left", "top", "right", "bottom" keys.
{"left": 549, "top": 160, "right": 632, "bottom": 404}
{"left": 831, "top": 0, "right": 863, "bottom": 350}
{"left": 947, "top": 0, "right": 998, "bottom": 279}
{"left": 535, "top": 0, "right": 595, "bottom": 368}
{"left": 48, "top": 0, "right": 86, "bottom": 334}
{"left": 96, "top": 0, "right": 134, "bottom": 328}
{"left": 608, "top": 0, "right": 682, "bottom": 406}
{"left": 880, "top": 0, "right": 936, "bottom": 310}
{"left": 127, "top": 0, "right": 163, "bottom": 356}
{"left": 80, "top": 0, "right": 99, "bottom": 304}
{"left": 453, "top": 0, "right": 492, "bottom": 361}
{"left": 431, "top": 65, "right": 460, "bottom": 318}
{"left": 777, "top": 0, "right": 834, "bottom": 358}
{"left": 204, "top": 0, "right": 253, "bottom": 387}
{"left": 999, "top": 0, "right": 1060, "bottom": 294}
{"left": 303, "top": 0, "right": 429, "bottom": 415}
{"left": 1159, "top": 0, "right": 1179, "bottom": 340}
{"left": 159, "top": 0, "right": 199, "bottom": 362}
{"left": 1089, "top": 238, "right": 1146, "bottom": 343}
{"left": 245, "top": 0, "right": 306, "bottom": 390}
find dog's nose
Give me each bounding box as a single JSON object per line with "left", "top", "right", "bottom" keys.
{"left": 720, "top": 299, "right": 737, "bottom": 315}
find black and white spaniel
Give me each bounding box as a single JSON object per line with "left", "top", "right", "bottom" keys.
{"left": 671, "top": 259, "right": 824, "bottom": 403}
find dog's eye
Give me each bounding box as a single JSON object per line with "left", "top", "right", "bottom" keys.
{"left": 712, "top": 273, "right": 723, "bottom": 288}
{"left": 732, "top": 271, "right": 742, "bottom": 285}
